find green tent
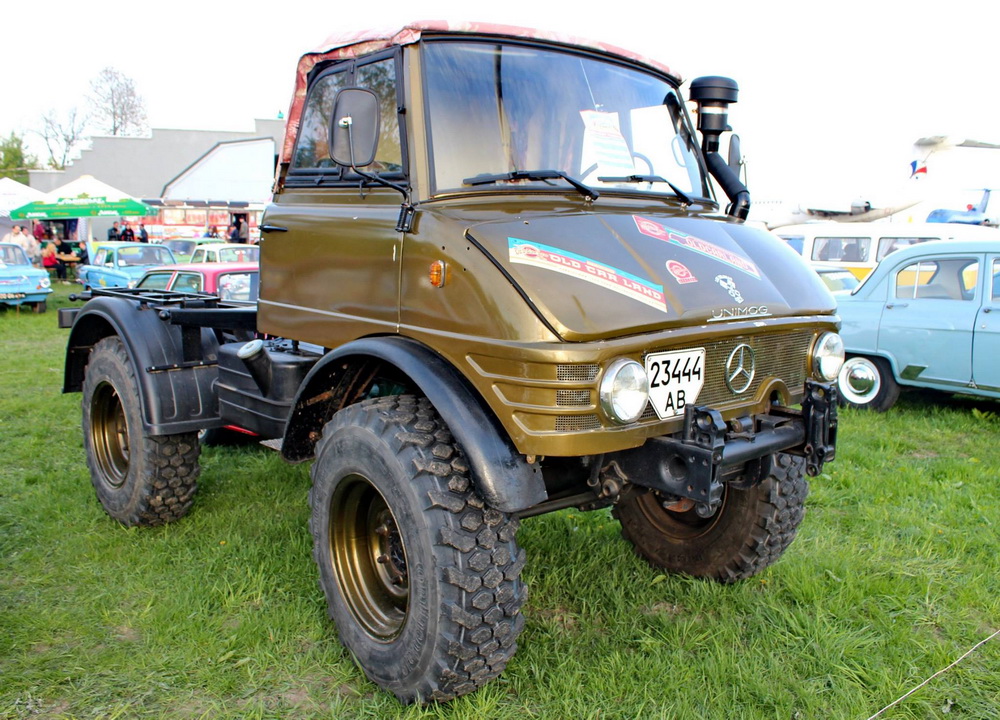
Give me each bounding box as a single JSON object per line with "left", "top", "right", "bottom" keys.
{"left": 11, "top": 174, "right": 153, "bottom": 220}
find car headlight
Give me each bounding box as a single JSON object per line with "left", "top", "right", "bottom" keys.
{"left": 599, "top": 359, "right": 649, "bottom": 424}
{"left": 811, "top": 332, "right": 845, "bottom": 381}
{"left": 37, "top": 277, "right": 51, "bottom": 290}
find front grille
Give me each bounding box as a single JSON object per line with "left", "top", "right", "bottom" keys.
{"left": 555, "top": 414, "right": 601, "bottom": 431}
{"left": 557, "top": 364, "right": 599, "bottom": 382}
{"left": 644, "top": 329, "right": 813, "bottom": 411}
{"left": 556, "top": 389, "right": 591, "bottom": 407}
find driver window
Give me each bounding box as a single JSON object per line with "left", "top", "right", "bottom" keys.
{"left": 354, "top": 59, "right": 402, "bottom": 172}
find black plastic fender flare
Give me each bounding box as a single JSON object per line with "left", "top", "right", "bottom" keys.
{"left": 282, "top": 336, "right": 546, "bottom": 514}
{"left": 63, "top": 296, "right": 222, "bottom": 435}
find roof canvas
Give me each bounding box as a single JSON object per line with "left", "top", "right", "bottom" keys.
{"left": 279, "top": 20, "right": 679, "bottom": 166}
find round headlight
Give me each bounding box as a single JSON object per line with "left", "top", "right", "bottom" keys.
{"left": 599, "top": 359, "right": 649, "bottom": 424}
{"left": 38, "top": 277, "right": 51, "bottom": 289}
{"left": 812, "top": 332, "right": 845, "bottom": 381}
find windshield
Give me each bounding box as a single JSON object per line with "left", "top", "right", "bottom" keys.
{"left": 423, "top": 41, "right": 709, "bottom": 198}
{"left": 0, "top": 244, "right": 29, "bottom": 265}
{"left": 118, "top": 246, "right": 174, "bottom": 266}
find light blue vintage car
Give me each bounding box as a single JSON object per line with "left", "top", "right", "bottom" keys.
{"left": 0, "top": 242, "right": 52, "bottom": 312}
{"left": 77, "top": 242, "right": 177, "bottom": 290}
{"left": 836, "top": 238, "right": 1000, "bottom": 410}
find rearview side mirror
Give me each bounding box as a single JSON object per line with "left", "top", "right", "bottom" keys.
{"left": 329, "top": 88, "right": 380, "bottom": 169}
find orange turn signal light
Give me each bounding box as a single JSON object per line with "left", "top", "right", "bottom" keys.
{"left": 429, "top": 260, "right": 448, "bottom": 288}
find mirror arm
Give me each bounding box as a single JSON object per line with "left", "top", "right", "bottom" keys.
{"left": 344, "top": 120, "right": 415, "bottom": 232}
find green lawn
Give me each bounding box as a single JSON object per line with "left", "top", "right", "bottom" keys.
{"left": 2, "top": 286, "right": 998, "bottom": 719}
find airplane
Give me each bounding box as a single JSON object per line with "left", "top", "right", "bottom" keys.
{"left": 926, "top": 188, "right": 995, "bottom": 226}
{"left": 751, "top": 136, "right": 1000, "bottom": 229}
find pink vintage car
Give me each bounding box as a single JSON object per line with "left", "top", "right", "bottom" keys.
{"left": 134, "top": 261, "right": 259, "bottom": 301}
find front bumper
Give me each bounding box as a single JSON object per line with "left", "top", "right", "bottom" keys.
{"left": 602, "top": 380, "right": 837, "bottom": 516}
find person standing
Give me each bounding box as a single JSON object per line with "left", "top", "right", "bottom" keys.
{"left": 107, "top": 222, "right": 120, "bottom": 240}
{"left": 119, "top": 222, "right": 135, "bottom": 242}
{"left": 2, "top": 224, "right": 24, "bottom": 245}
{"left": 228, "top": 223, "right": 239, "bottom": 243}
{"left": 19, "top": 226, "right": 41, "bottom": 266}
{"left": 138, "top": 222, "right": 149, "bottom": 243}
{"left": 238, "top": 217, "right": 249, "bottom": 244}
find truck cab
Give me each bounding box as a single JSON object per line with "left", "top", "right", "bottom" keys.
{"left": 62, "top": 22, "right": 843, "bottom": 705}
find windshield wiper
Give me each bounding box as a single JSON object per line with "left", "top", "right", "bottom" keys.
{"left": 597, "top": 175, "right": 714, "bottom": 206}
{"left": 463, "top": 170, "right": 599, "bottom": 201}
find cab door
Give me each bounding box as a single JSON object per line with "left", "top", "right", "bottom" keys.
{"left": 258, "top": 52, "right": 407, "bottom": 349}
{"left": 972, "top": 255, "right": 1000, "bottom": 391}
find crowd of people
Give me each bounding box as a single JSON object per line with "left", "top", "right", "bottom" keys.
{"left": 106, "top": 220, "right": 149, "bottom": 243}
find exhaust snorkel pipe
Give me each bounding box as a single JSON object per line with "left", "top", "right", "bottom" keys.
{"left": 690, "top": 76, "right": 750, "bottom": 221}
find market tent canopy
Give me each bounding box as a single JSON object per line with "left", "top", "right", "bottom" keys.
{"left": 10, "top": 174, "right": 153, "bottom": 219}
{"left": 0, "top": 178, "right": 45, "bottom": 219}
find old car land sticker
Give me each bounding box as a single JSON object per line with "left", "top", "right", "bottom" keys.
{"left": 666, "top": 260, "right": 697, "bottom": 284}
{"left": 632, "top": 215, "right": 760, "bottom": 279}
{"left": 509, "top": 238, "right": 667, "bottom": 312}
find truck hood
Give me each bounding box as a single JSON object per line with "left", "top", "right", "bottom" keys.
{"left": 465, "top": 209, "right": 835, "bottom": 341}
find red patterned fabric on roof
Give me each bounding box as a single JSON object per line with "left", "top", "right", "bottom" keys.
{"left": 279, "top": 20, "right": 679, "bottom": 165}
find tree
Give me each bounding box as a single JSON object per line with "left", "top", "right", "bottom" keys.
{"left": 0, "top": 132, "right": 36, "bottom": 183}
{"left": 89, "top": 67, "right": 147, "bottom": 136}
{"left": 38, "top": 107, "right": 89, "bottom": 170}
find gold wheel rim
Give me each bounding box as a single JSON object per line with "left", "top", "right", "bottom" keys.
{"left": 329, "top": 475, "right": 409, "bottom": 640}
{"left": 90, "top": 381, "right": 130, "bottom": 488}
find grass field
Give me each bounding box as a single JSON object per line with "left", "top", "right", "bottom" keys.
{"left": 2, "top": 285, "right": 998, "bottom": 719}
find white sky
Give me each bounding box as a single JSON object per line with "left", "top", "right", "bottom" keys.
{"left": 4, "top": 0, "right": 1000, "bottom": 212}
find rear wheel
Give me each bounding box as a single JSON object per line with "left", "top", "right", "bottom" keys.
{"left": 837, "top": 355, "right": 899, "bottom": 411}
{"left": 310, "top": 395, "right": 526, "bottom": 704}
{"left": 82, "top": 336, "right": 200, "bottom": 526}
{"left": 613, "top": 453, "right": 808, "bottom": 582}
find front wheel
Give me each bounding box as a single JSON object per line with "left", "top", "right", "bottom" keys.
{"left": 837, "top": 355, "right": 899, "bottom": 411}
{"left": 82, "top": 336, "right": 200, "bottom": 526}
{"left": 613, "top": 453, "right": 808, "bottom": 582}
{"left": 310, "top": 395, "right": 526, "bottom": 704}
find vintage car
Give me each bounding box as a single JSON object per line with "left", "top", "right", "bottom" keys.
{"left": 0, "top": 242, "right": 52, "bottom": 312}
{"left": 837, "top": 239, "right": 1000, "bottom": 410}
{"left": 777, "top": 222, "right": 998, "bottom": 280}
{"left": 189, "top": 243, "right": 259, "bottom": 264}
{"left": 77, "top": 242, "right": 177, "bottom": 290}
{"left": 135, "top": 261, "right": 259, "bottom": 301}
{"left": 160, "top": 237, "right": 224, "bottom": 263}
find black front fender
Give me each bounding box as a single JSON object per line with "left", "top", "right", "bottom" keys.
{"left": 283, "top": 336, "right": 546, "bottom": 513}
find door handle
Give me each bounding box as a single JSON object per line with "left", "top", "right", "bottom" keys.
{"left": 260, "top": 224, "right": 288, "bottom": 233}
{"left": 885, "top": 302, "right": 908, "bottom": 309}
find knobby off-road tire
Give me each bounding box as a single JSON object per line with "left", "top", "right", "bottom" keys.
{"left": 82, "top": 336, "right": 200, "bottom": 526}
{"left": 309, "top": 395, "right": 526, "bottom": 704}
{"left": 613, "top": 453, "right": 808, "bottom": 583}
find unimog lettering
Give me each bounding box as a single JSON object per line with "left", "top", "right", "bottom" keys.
{"left": 62, "top": 21, "right": 843, "bottom": 706}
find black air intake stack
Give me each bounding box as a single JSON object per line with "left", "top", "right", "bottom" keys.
{"left": 690, "top": 76, "right": 750, "bottom": 220}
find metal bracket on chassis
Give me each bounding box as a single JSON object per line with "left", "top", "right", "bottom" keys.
{"left": 769, "top": 379, "right": 838, "bottom": 477}
{"left": 600, "top": 381, "right": 838, "bottom": 516}
{"left": 602, "top": 406, "right": 727, "bottom": 518}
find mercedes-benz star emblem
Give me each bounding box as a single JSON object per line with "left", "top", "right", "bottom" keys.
{"left": 725, "top": 343, "right": 756, "bottom": 394}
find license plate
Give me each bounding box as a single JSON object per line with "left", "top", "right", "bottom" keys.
{"left": 0, "top": 292, "right": 26, "bottom": 300}
{"left": 644, "top": 348, "right": 706, "bottom": 419}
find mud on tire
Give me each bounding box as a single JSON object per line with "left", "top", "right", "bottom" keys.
{"left": 309, "top": 395, "right": 526, "bottom": 704}
{"left": 82, "top": 336, "right": 200, "bottom": 526}
{"left": 613, "top": 453, "right": 808, "bottom": 582}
